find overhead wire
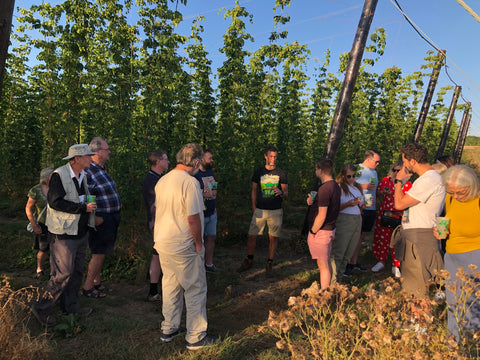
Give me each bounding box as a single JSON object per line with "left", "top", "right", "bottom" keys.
{"left": 391, "top": 0, "right": 480, "bottom": 135}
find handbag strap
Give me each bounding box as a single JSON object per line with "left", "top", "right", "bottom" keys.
{"left": 37, "top": 206, "right": 47, "bottom": 222}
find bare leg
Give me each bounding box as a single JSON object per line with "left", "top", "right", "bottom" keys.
{"left": 37, "top": 250, "right": 47, "bottom": 272}
{"left": 350, "top": 232, "right": 366, "bottom": 265}
{"left": 317, "top": 259, "right": 332, "bottom": 290}
{"left": 247, "top": 234, "right": 257, "bottom": 256}
{"left": 268, "top": 235, "right": 278, "bottom": 260}
{"left": 204, "top": 236, "right": 216, "bottom": 266}
{"left": 83, "top": 254, "right": 106, "bottom": 290}
{"left": 149, "top": 254, "right": 161, "bottom": 284}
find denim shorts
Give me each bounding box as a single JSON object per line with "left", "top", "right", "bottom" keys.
{"left": 204, "top": 212, "right": 217, "bottom": 237}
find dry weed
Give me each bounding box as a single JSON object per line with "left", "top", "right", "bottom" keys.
{"left": 265, "top": 275, "right": 479, "bottom": 359}
{"left": 0, "top": 277, "right": 52, "bottom": 360}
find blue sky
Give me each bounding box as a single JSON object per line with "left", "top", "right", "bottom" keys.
{"left": 12, "top": 0, "right": 480, "bottom": 137}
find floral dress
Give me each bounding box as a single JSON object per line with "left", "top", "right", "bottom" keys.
{"left": 372, "top": 176, "right": 412, "bottom": 266}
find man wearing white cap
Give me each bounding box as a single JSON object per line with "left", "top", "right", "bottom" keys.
{"left": 32, "top": 144, "right": 97, "bottom": 327}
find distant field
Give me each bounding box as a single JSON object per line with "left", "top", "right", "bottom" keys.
{"left": 462, "top": 146, "right": 480, "bottom": 174}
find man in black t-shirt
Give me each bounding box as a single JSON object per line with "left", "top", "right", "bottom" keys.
{"left": 237, "top": 146, "right": 288, "bottom": 276}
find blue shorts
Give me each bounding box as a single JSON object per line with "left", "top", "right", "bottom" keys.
{"left": 204, "top": 212, "right": 217, "bottom": 237}
{"left": 89, "top": 212, "right": 121, "bottom": 255}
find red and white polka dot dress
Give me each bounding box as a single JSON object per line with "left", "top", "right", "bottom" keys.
{"left": 372, "top": 176, "right": 412, "bottom": 266}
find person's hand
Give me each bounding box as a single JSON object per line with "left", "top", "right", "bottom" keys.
{"left": 204, "top": 188, "right": 215, "bottom": 198}
{"left": 433, "top": 226, "right": 449, "bottom": 240}
{"left": 383, "top": 187, "right": 391, "bottom": 195}
{"left": 33, "top": 223, "right": 42, "bottom": 234}
{"left": 86, "top": 202, "right": 97, "bottom": 213}
{"left": 307, "top": 194, "right": 314, "bottom": 206}
{"left": 195, "top": 242, "right": 203, "bottom": 254}
{"left": 396, "top": 166, "right": 412, "bottom": 181}
{"left": 94, "top": 215, "right": 104, "bottom": 226}
{"left": 367, "top": 182, "right": 376, "bottom": 191}
{"left": 273, "top": 187, "right": 283, "bottom": 197}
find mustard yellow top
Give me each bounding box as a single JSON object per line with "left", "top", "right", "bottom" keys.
{"left": 445, "top": 194, "right": 480, "bottom": 254}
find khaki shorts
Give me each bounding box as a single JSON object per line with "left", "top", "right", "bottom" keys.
{"left": 248, "top": 208, "right": 283, "bottom": 237}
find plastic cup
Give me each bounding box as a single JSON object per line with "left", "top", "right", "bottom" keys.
{"left": 211, "top": 181, "right": 218, "bottom": 190}
{"left": 86, "top": 195, "right": 96, "bottom": 203}
{"left": 310, "top": 191, "right": 317, "bottom": 200}
{"left": 370, "top": 177, "right": 376, "bottom": 184}
{"left": 364, "top": 193, "right": 373, "bottom": 207}
{"left": 436, "top": 217, "right": 450, "bottom": 239}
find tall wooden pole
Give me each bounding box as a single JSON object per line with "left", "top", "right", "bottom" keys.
{"left": 456, "top": 113, "right": 472, "bottom": 164}
{"left": 453, "top": 103, "right": 471, "bottom": 164}
{"left": 413, "top": 50, "right": 446, "bottom": 143}
{"left": 323, "top": 0, "right": 378, "bottom": 161}
{"left": 435, "top": 85, "right": 461, "bottom": 160}
{"left": 0, "top": 0, "right": 15, "bottom": 99}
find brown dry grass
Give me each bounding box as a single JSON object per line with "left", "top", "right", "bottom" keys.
{"left": 0, "top": 277, "right": 52, "bottom": 360}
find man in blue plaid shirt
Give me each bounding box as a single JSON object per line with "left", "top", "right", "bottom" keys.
{"left": 82, "top": 137, "right": 121, "bottom": 298}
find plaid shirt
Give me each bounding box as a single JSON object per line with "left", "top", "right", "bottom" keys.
{"left": 86, "top": 162, "right": 121, "bottom": 213}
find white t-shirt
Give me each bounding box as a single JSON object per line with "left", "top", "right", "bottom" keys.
{"left": 153, "top": 169, "right": 204, "bottom": 253}
{"left": 357, "top": 164, "right": 378, "bottom": 210}
{"left": 340, "top": 184, "right": 362, "bottom": 215}
{"left": 402, "top": 170, "right": 445, "bottom": 229}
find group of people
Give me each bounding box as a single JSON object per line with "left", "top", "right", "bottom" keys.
{"left": 28, "top": 138, "right": 121, "bottom": 322}
{"left": 26, "top": 140, "right": 479, "bottom": 346}
{"left": 303, "top": 143, "right": 479, "bottom": 343}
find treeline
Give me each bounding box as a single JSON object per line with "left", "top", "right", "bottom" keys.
{"left": 465, "top": 136, "right": 480, "bottom": 146}
{"left": 1, "top": 0, "right": 460, "bottom": 216}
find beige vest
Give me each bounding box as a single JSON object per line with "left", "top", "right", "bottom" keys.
{"left": 46, "top": 164, "right": 94, "bottom": 235}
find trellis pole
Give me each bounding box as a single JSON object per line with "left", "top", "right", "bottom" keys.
{"left": 436, "top": 85, "right": 461, "bottom": 160}
{"left": 323, "top": 0, "right": 378, "bottom": 161}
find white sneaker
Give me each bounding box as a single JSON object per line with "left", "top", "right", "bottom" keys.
{"left": 371, "top": 262, "right": 385, "bottom": 272}
{"left": 392, "top": 266, "right": 401, "bottom": 278}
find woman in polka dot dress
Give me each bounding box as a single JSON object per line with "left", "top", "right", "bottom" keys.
{"left": 371, "top": 161, "right": 412, "bottom": 277}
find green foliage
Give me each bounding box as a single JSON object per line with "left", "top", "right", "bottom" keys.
{"left": 465, "top": 136, "right": 480, "bottom": 146}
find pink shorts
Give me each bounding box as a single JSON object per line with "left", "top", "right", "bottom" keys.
{"left": 307, "top": 229, "right": 336, "bottom": 261}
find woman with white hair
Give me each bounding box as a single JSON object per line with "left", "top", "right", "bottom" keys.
{"left": 25, "top": 167, "right": 54, "bottom": 278}
{"left": 434, "top": 164, "right": 480, "bottom": 342}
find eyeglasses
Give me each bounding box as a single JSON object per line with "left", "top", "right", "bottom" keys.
{"left": 346, "top": 175, "right": 355, "bottom": 179}
{"left": 392, "top": 169, "right": 400, "bottom": 172}
{"left": 371, "top": 158, "right": 380, "bottom": 164}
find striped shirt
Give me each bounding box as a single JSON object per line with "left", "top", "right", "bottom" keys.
{"left": 86, "top": 162, "right": 121, "bottom": 213}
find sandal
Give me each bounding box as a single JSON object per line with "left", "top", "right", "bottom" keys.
{"left": 82, "top": 287, "right": 107, "bottom": 298}
{"left": 94, "top": 283, "right": 107, "bottom": 292}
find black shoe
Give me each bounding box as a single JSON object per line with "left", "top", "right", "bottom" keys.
{"left": 265, "top": 260, "right": 274, "bottom": 277}
{"left": 205, "top": 264, "right": 219, "bottom": 273}
{"left": 160, "top": 327, "right": 187, "bottom": 342}
{"left": 343, "top": 264, "right": 353, "bottom": 277}
{"left": 32, "top": 306, "right": 56, "bottom": 327}
{"left": 352, "top": 263, "right": 367, "bottom": 272}
{"left": 35, "top": 270, "right": 44, "bottom": 279}
{"left": 237, "top": 258, "right": 253, "bottom": 272}
{"left": 186, "top": 334, "right": 219, "bottom": 350}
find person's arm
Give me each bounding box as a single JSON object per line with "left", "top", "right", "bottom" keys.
{"left": 394, "top": 167, "right": 416, "bottom": 210}
{"left": 187, "top": 213, "right": 203, "bottom": 253}
{"left": 310, "top": 206, "right": 327, "bottom": 234}
{"left": 273, "top": 183, "right": 288, "bottom": 198}
{"left": 251, "top": 182, "right": 257, "bottom": 212}
{"left": 25, "top": 198, "right": 42, "bottom": 234}
{"left": 340, "top": 198, "right": 360, "bottom": 211}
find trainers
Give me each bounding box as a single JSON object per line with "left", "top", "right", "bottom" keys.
{"left": 265, "top": 260, "right": 274, "bottom": 277}
{"left": 352, "top": 263, "right": 367, "bottom": 272}
{"left": 186, "top": 334, "right": 218, "bottom": 351}
{"left": 392, "top": 266, "right": 401, "bottom": 278}
{"left": 147, "top": 293, "right": 162, "bottom": 302}
{"left": 205, "top": 264, "right": 219, "bottom": 273}
{"left": 160, "top": 327, "right": 187, "bottom": 342}
{"left": 342, "top": 264, "right": 353, "bottom": 277}
{"left": 35, "top": 270, "right": 44, "bottom": 279}
{"left": 371, "top": 262, "right": 385, "bottom": 272}
{"left": 237, "top": 258, "right": 253, "bottom": 273}
{"left": 32, "top": 306, "right": 57, "bottom": 328}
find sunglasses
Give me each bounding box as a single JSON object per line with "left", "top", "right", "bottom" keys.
{"left": 346, "top": 175, "right": 355, "bottom": 179}
{"left": 392, "top": 169, "right": 401, "bottom": 172}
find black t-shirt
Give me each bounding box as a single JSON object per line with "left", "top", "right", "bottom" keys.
{"left": 194, "top": 168, "right": 217, "bottom": 217}
{"left": 251, "top": 167, "right": 288, "bottom": 210}
{"left": 142, "top": 170, "right": 162, "bottom": 231}
{"left": 307, "top": 179, "right": 341, "bottom": 231}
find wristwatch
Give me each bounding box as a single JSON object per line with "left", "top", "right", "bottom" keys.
{"left": 394, "top": 179, "right": 402, "bottom": 185}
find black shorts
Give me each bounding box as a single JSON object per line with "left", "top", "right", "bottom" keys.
{"left": 361, "top": 210, "right": 377, "bottom": 233}
{"left": 89, "top": 212, "right": 121, "bottom": 255}
{"left": 33, "top": 223, "right": 49, "bottom": 252}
